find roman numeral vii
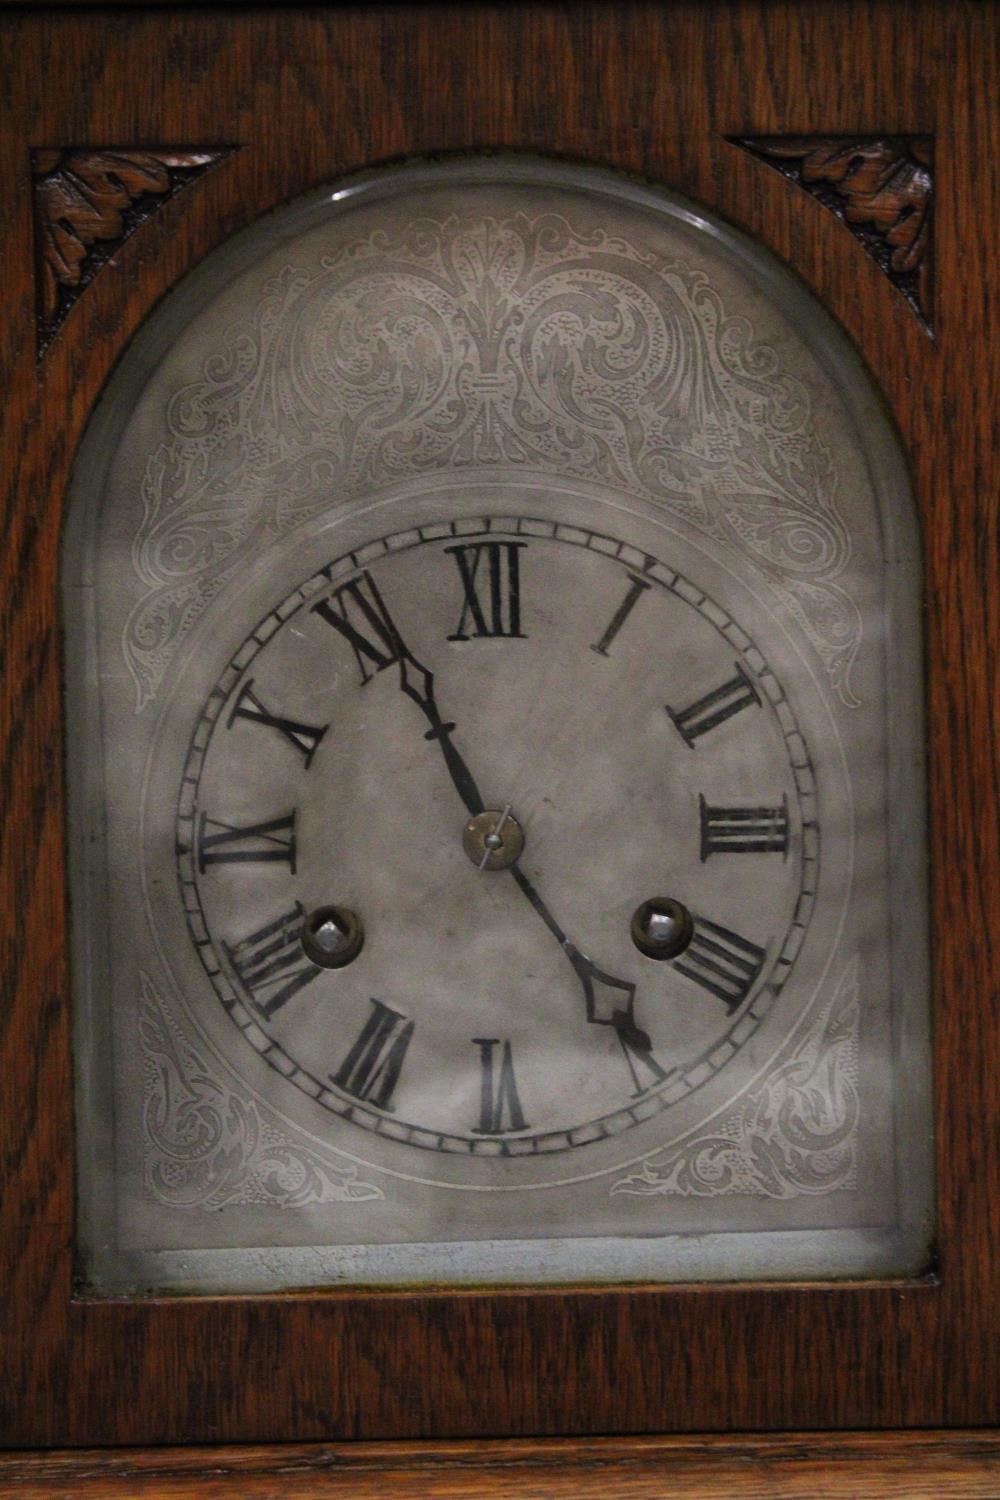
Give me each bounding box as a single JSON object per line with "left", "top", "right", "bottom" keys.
{"left": 332, "top": 999, "right": 414, "bottom": 1111}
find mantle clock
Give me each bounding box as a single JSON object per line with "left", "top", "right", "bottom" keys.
{"left": 2, "top": 4, "right": 999, "bottom": 1496}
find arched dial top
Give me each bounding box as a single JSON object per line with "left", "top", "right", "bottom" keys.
{"left": 178, "top": 516, "right": 817, "bottom": 1156}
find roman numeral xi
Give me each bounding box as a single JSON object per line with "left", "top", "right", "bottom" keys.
{"left": 313, "top": 571, "right": 409, "bottom": 686}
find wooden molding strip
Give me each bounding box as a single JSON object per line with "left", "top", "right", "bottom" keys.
{"left": 1, "top": 1431, "right": 1000, "bottom": 1498}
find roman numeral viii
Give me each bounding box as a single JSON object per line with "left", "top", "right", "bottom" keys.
{"left": 667, "top": 663, "right": 761, "bottom": 745}
{"left": 313, "top": 571, "right": 408, "bottom": 685}
{"left": 445, "top": 541, "right": 526, "bottom": 640}
{"left": 473, "top": 1038, "right": 528, "bottom": 1133}
{"left": 227, "top": 680, "right": 328, "bottom": 767}
{"left": 674, "top": 919, "right": 765, "bottom": 1012}
{"left": 197, "top": 812, "right": 297, "bottom": 871}
{"left": 332, "top": 999, "right": 413, "bottom": 1111}
{"left": 700, "top": 794, "right": 789, "bottom": 858}
{"left": 223, "top": 903, "right": 318, "bottom": 1019}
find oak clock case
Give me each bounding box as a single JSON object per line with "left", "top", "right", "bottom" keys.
{"left": 63, "top": 158, "right": 931, "bottom": 1294}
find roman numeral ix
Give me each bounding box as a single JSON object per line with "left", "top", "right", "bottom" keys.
{"left": 674, "top": 919, "right": 765, "bottom": 1012}
{"left": 313, "top": 571, "right": 408, "bottom": 685}
{"left": 227, "top": 680, "right": 328, "bottom": 766}
{"left": 700, "top": 794, "right": 789, "bottom": 858}
{"left": 332, "top": 999, "right": 414, "bottom": 1111}
{"left": 197, "top": 812, "right": 297, "bottom": 872}
{"left": 445, "top": 540, "right": 526, "bottom": 641}
{"left": 667, "top": 663, "right": 761, "bottom": 745}
{"left": 472, "top": 1038, "right": 528, "bottom": 1133}
{"left": 223, "top": 903, "right": 318, "bottom": 1019}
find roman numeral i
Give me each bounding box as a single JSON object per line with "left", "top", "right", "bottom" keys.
{"left": 472, "top": 1038, "right": 528, "bottom": 1133}
{"left": 445, "top": 541, "right": 526, "bottom": 641}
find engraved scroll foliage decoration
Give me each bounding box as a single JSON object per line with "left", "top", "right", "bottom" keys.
{"left": 610, "top": 959, "right": 859, "bottom": 1199}
{"left": 125, "top": 211, "right": 860, "bottom": 710}
{"left": 140, "top": 972, "right": 383, "bottom": 1210}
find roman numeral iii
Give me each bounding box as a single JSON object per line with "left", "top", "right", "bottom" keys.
{"left": 227, "top": 680, "right": 328, "bottom": 766}
{"left": 472, "top": 1038, "right": 528, "bottom": 1133}
{"left": 332, "top": 999, "right": 414, "bottom": 1111}
{"left": 673, "top": 919, "right": 765, "bottom": 1012}
{"left": 223, "top": 903, "right": 318, "bottom": 1019}
{"left": 666, "top": 662, "right": 761, "bottom": 745}
{"left": 313, "top": 571, "right": 409, "bottom": 685}
{"left": 445, "top": 540, "right": 526, "bottom": 640}
{"left": 196, "top": 812, "right": 297, "bottom": 871}
{"left": 700, "top": 794, "right": 789, "bottom": 858}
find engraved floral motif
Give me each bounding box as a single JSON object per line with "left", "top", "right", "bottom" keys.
{"left": 125, "top": 207, "right": 860, "bottom": 709}
{"left": 139, "top": 972, "right": 383, "bottom": 1209}
{"left": 610, "top": 960, "right": 859, "bottom": 1199}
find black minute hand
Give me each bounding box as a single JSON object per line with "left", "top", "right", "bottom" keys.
{"left": 396, "top": 652, "right": 649, "bottom": 1047}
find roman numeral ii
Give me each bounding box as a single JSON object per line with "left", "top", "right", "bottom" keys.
{"left": 667, "top": 662, "right": 761, "bottom": 745}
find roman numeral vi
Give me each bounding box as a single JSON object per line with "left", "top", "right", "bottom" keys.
{"left": 472, "top": 1038, "right": 528, "bottom": 1133}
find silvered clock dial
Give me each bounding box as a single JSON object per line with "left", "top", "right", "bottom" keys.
{"left": 64, "top": 158, "right": 932, "bottom": 1292}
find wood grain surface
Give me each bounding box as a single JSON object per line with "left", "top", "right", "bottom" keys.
{"left": 2, "top": 1432, "right": 1000, "bottom": 1499}
{"left": 1, "top": 0, "right": 999, "bottom": 1452}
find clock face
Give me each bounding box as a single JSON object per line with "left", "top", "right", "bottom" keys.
{"left": 65, "top": 157, "right": 931, "bottom": 1290}
{"left": 178, "top": 516, "right": 815, "bottom": 1155}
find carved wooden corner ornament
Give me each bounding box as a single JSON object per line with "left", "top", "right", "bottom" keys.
{"left": 32, "top": 148, "right": 234, "bottom": 357}
{"left": 734, "top": 136, "right": 933, "bottom": 332}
